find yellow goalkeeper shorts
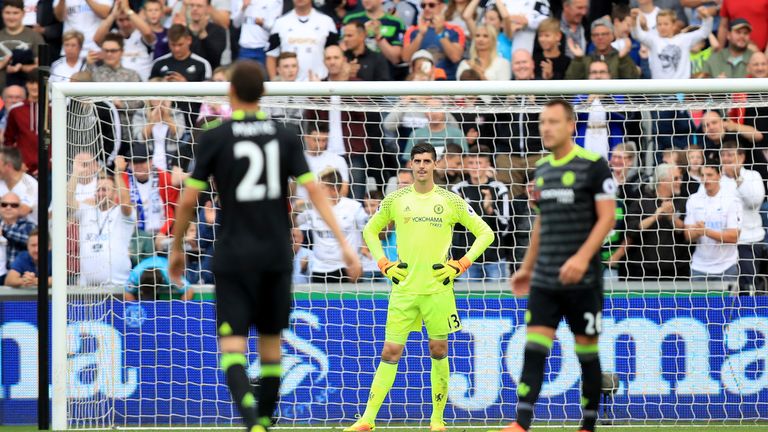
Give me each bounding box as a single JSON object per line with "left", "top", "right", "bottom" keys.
{"left": 384, "top": 288, "right": 461, "bottom": 345}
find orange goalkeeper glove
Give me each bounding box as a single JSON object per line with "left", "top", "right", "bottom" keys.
{"left": 432, "top": 257, "right": 472, "bottom": 285}
{"left": 378, "top": 258, "right": 409, "bottom": 284}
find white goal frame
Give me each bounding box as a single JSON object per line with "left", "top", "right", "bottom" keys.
{"left": 50, "top": 78, "right": 768, "bottom": 430}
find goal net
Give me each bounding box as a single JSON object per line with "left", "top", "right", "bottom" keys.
{"left": 50, "top": 79, "right": 768, "bottom": 429}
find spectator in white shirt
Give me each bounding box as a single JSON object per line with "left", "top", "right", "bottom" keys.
{"left": 297, "top": 169, "right": 368, "bottom": 283}
{"left": 69, "top": 156, "right": 135, "bottom": 286}
{"left": 50, "top": 31, "right": 86, "bottom": 85}
{"left": 720, "top": 141, "right": 767, "bottom": 293}
{"left": 633, "top": 7, "right": 713, "bottom": 79}
{"left": 231, "top": 0, "right": 283, "bottom": 65}
{"left": 265, "top": 52, "right": 304, "bottom": 128}
{"left": 53, "top": 0, "right": 114, "bottom": 54}
{"left": 297, "top": 121, "right": 350, "bottom": 201}
{"left": 490, "top": 0, "right": 551, "bottom": 54}
{"left": 93, "top": 0, "right": 157, "bottom": 81}
{"left": 0, "top": 147, "right": 37, "bottom": 223}
{"left": 685, "top": 163, "right": 742, "bottom": 282}
{"left": 456, "top": 24, "right": 512, "bottom": 80}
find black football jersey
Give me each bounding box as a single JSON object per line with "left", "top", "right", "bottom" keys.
{"left": 189, "top": 110, "right": 311, "bottom": 272}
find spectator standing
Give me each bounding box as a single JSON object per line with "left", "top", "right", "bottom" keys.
{"left": 700, "top": 109, "right": 765, "bottom": 179}
{"left": 717, "top": 0, "right": 768, "bottom": 52}
{"left": 131, "top": 93, "right": 189, "bottom": 172}
{"left": 633, "top": 7, "right": 713, "bottom": 79}
{"left": 343, "top": 0, "right": 407, "bottom": 77}
{"left": 70, "top": 157, "right": 135, "bottom": 286}
{"left": 0, "top": 0, "right": 45, "bottom": 88}
{"left": 87, "top": 33, "right": 142, "bottom": 82}
{"left": 306, "top": 46, "right": 383, "bottom": 199}
{"left": 4, "top": 74, "right": 41, "bottom": 177}
{"left": 451, "top": 76, "right": 497, "bottom": 149}
{"left": 533, "top": 17, "right": 570, "bottom": 80}
{"left": 50, "top": 31, "right": 87, "bottom": 84}
{"left": 343, "top": 21, "right": 392, "bottom": 81}
{"left": 685, "top": 163, "right": 742, "bottom": 282}
{"left": 700, "top": 18, "right": 755, "bottom": 78}
{"left": 5, "top": 229, "right": 50, "bottom": 288}
{"left": 266, "top": 0, "right": 338, "bottom": 81}
{"left": 434, "top": 143, "right": 464, "bottom": 188}
{"left": 93, "top": 0, "right": 156, "bottom": 81}
{"left": 231, "top": 0, "right": 283, "bottom": 64}
{"left": 452, "top": 147, "right": 510, "bottom": 280}
{"left": 71, "top": 152, "right": 100, "bottom": 205}
{"left": 490, "top": 0, "right": 551, "bottom": 54}
{"left": 611, "top": 3, "right": 642, "bottom": 68}
{"left": 292, "top": 227, "right": 312, "bottom": 284}
{"left": 150, "top": 24, "right": 212, "bottom": 82}
{"left": 560, "top": 0, "right": 589, "bottom": 58}
{"left": 565, "top": 17, "right": 639, "bottom": 79}
{"left": 264, "top": 52, "right": 304, "bottom": 128}
{"left": 53, "top": 0, "right": 113, "bottom": 53}
{"left": 297, "top": 170, "right": 368, "bottom": 283}
{"left": 404, "top": 97, "right": 468, "bottom": 157}
{"left": 625, "top": 163, "right": 690, "bottom": 279}
{"left": 0, "top": 85, "right": 26, "bottom": 144}
{"left": 297, "top": 121, "right": 350, "bottom": 200}
{"left": 402, "top": 0, "right": 465, "bottom": 80}
{"left": 720, "top": 141, "right": 767, "bottom": 293}
{"left": 184, "top": 0, "right": 227, "bottom": 69}
{"left": 572, "top": 60, "right": 627, "bottom": 159}
{"left": 144, "top": 0, "right": 170, "bottom": 59}
{"left": 632, "top": 0, "right": 660, "bottom": 35}
{"left": 494, "top": 50, "right": 543, "bottom": 197}
{"left": 685, "top": 144, "right": 704, "bottom": 196}
{"left": 0, "top": 192, "right": 34, "bottom": 276}
{"left": 123, "top": 144, "right": 182, "bottom": 237}
{"left": 456, "top": 24, "right": 511, "bottom": 80}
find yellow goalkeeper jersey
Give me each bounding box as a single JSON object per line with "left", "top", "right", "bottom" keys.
{"left": 363, "top": 185, "right": 494, "bottom": 295}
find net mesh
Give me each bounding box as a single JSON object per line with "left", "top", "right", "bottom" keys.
{"left": 60, "top": 87, "right": 768, "bottom": 429}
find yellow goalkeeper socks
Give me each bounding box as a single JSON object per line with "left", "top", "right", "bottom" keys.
{"left": 430, "top": 355, "right": 449, "bottom": 424}
{"left": 361, "top": 360, "right": 398, "bottom": 422}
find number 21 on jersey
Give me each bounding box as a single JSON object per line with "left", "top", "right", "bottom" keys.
{"left": 234, "top": 139, "right": 280, "bottom": 202}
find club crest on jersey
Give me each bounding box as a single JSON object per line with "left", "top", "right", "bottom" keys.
{"left": 434, "top": 204, "right": 444, "bottom": 214}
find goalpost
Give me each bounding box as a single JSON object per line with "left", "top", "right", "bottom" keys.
{"left": 50, "top": 78, "right": 768, "bottom": 430}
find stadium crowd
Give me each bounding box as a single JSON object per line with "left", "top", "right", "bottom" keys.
{"left": 0, "top": 0, "right": 767, "bottom": 295}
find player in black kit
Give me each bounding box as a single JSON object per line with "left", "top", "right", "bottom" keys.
{"left": 169, "top": 60, "right": 361, "bottom": 432}
{"left": 495, "top": 100, "right": 616, "bottom": 432}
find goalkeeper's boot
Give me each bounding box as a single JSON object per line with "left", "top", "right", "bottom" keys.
{"left": 429, "top": 420, "right": 447, "bottom": 431}
{"left": 249, "top": 426, "right": 268, "bottom": 432}
{"left": 343, "top": 418, "right": 375, "bottom": 431}
{"left": 487, "top": 422, "right": 527, "bottom": 432}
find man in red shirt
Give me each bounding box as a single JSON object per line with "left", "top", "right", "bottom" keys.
{"left": 718, "top": 0, "right": 768, "bottom": 51}
{"left": 4, "top": 71, "right": 39, "bottom": 175}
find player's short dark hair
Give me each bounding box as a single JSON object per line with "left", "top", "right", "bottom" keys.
{"left": 304, "top": 120, "right": 329, "bottom": 135}
{"left": 1, "top": 147, "right": 23, "bottom": 171}
{"left": 102, "top": 32, "right": 125, "bottom": 50}
{"left": 543, "top": 98, "right": 576, "bottom": 121}
{"left": 344, "top": 20, "right": 366, "bottom": 33}
{"left": 138, "top": 268, "right": 166, "bottom": 300}
{"left": 168, "top": 24, "right": 192, "bottom": 42}
{"left": 2, "top": 0, "right": 23, "bottom": 11}
{"left": 411, "top": 142, "right": 437, "bottom": 161}
{"left": 319, "top": 169, "right": 342, "bottom": 190}
{"left": 230, "top": 60, "right": 264, "bottom": 103}
{"left": 720, "top": 140, "right": 745, "bottom": 154}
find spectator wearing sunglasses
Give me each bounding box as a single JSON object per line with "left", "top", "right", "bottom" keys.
{"left": 402, "top": 0, "right": 465, "bottom": 80}
{"left": 0, "top": 192, "right": 35, "bottom": 281}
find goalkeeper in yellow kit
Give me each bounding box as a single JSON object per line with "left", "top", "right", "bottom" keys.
{"left": 345, "top": 143, "right": 494, "bottom": 432}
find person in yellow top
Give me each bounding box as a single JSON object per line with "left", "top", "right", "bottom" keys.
{"left": 345, "top": 143, "right": 494, "bottom": 432}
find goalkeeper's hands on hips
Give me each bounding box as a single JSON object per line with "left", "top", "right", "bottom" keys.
{"left": 432, "top": 257, "right": 472, "bottom": 285}
{"left": 378, "top": 258, "right": 409, "bottom": 284}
